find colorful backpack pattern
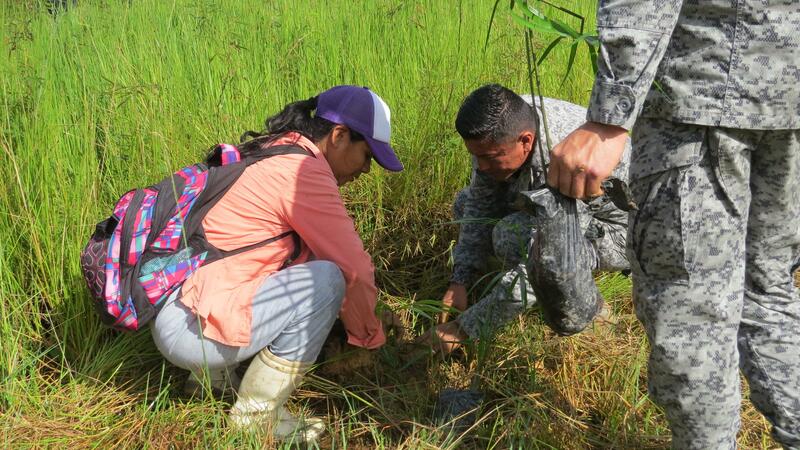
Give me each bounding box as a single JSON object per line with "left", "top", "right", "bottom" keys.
{"left": 80, "top": 143, "right": 307, "bottom": 331}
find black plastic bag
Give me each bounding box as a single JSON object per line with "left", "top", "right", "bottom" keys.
{"left": 433, "top": 388, "right": 484, "bottom": 433}
{"left": 515, "top": 188, "right": 603, "bottom": 335}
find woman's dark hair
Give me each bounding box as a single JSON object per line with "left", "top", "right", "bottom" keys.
{"left": 455, "top": 84, "right": 537, "bottom": 143}
{"left": 235, "top": 96, "right": 363, "bottom": 158}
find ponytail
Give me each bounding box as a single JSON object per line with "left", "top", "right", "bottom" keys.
{"left": 234, "top": 94, "right": 364, "bottom": 159}
{"left": 266, "top": 96, "right": 336, "bottom": 140}
{"left": 236, "top": 96, "right": 335, "bottom": 158}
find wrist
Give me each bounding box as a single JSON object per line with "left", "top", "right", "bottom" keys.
{"left": 586, "top": 121, "right": 628, "bottom": 136}
{"left": 448, "top": 282, "right": 467, "bottom": 296}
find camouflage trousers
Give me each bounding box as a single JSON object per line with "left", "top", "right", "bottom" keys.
{"left": 629, "top": 119, "right": 800, "bottom": 450}
{"left": 453, "top": 189, "right": 629, "bottom": 339}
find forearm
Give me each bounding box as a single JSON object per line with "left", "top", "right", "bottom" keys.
{"left": 587, "top": 0, "right": 685, "bottom": 130}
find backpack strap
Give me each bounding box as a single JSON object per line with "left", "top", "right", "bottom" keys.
{"left": 243, "top": 144, "right": 312, "bottom": 165}
{"left": 280, "top": 232, "right": 302, "bottom": 269}
{"left": 221, "top": 230, "right": 299, "bottom": 259}
{"left": 206, "top": 143, "right": 313, "bottom": 166}
{"left": 218, "top": 144, "right": 310, "bottom": 267}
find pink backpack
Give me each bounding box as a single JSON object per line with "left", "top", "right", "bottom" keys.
{"left": 80, "top": 143, "right": 307, "bottom": 331}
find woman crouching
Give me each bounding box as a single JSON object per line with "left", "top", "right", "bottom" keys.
{"left": 150, "top": 85, "right": 403, "bottom": 443}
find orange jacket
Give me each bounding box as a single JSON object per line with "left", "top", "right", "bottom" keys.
{"left": 179, "top": 132, "right": 385, "bottom": 349}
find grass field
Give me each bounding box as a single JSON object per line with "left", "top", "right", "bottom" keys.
{"left": 0, "top": 1, "right": 783, "bottom": 448}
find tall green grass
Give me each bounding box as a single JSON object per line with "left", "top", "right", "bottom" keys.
{"left": 0, "top": 1, "right": 776, "bottom": 448}
{"left": 0, "top": 0, "right": 523, "bottom": 370}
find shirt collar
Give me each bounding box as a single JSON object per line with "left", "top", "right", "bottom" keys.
{"left": 270, "top": 131, "right": 322, "bottom": 158}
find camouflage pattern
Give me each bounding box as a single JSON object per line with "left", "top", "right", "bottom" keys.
{"left": 454, "top": 208, "right": 538, "bottom": 340}
{"left": 452, "top": 97, "right": 631, "bottom": 339}
{"left": 586, "top": 1, "right": 800, "bottom": 447}
{"left": 629, "top": 118, "right": 800, "bottom": 449}
{"left": 587, "top": 1, "right": 800, "bottom": 131}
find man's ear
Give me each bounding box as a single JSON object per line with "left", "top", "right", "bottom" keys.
{"left": 519, "top": 130, "right": 535, "bottom": 152}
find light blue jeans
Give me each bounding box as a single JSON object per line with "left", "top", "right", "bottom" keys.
{"left": 151, "top": 260, "right": 345, "bottom": 372}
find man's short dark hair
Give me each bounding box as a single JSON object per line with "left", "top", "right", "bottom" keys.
{"left": 455, "top": 84, "right": 537, "bottom": 143}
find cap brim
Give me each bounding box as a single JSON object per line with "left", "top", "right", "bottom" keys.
{"left": 365, "top": 136, "right": 403, "bottom": 172}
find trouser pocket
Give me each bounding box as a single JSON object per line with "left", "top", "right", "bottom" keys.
{"left": 629, "top": 164, "right": 708, "bottom": 283}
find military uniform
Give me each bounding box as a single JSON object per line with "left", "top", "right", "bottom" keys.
{"left": 452, "top": 96, "right": 631, "bottom": 339}
{"left": 588, "top": 1, "right": 800, "bottom": 448}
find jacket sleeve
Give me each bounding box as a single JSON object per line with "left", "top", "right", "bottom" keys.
{"left": 278, "top": 158, "right": 385, "bottom": 349}
{"left": 451, "top": 166, "right": 509, "bottom": 287}
{"left": 586, "top": 0, "right": 685, "bottom": 130}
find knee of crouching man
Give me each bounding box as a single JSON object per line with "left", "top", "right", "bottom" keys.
{"left": 541, "top": 302, "right": 598, "bottom": 336}
{"left": 492, "top": 212, "right": 536, "bottom": 265}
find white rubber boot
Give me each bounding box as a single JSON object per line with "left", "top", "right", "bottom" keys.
{"left": 229, "top": 348, "right": 325, "bottom": 444}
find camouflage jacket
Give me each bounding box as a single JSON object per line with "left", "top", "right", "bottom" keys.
{"left": 450, "top": 97, "right": 631, "bottom": 287}
{"left": 587, "top": 1, "right": 800, "bottom": 131}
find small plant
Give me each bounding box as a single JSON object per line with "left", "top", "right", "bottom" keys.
{"left": 488, "top": 0, "right": 599, "bottom": 82}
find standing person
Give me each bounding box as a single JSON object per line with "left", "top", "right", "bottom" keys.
{"left": 426, "top": 84, "right": 631, "bottom": 355}
{"left": 150, "top": 85, "right": 403, "bottom": 444}
{"left": 547, "top": 2, "right": 800, "bottom": 448}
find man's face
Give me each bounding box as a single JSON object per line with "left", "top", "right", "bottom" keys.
{"left": 464, "top": 131, "right": 534, "bottom": 181}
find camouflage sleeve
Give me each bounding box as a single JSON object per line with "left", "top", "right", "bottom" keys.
{"left": 586, "top": 0, "right": 685, "bottom": 130}
{"left": 450, "top": 167, "right": 509, "bottom": 287}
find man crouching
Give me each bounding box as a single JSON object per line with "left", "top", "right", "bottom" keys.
{"left": 427, "top": 84, "right": 632, "bottom": 355}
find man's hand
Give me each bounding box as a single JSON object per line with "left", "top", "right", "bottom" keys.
{"left": 547, "top": 122, "right": 628, "bottom": 199}
{"left": 440, "top": 283, "right": 468, "bottom": 324}
{"left": 414, "top": 321, "right": 469, "bottom": 357}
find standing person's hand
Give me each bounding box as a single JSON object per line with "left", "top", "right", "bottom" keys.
{"left": 440, "top": 283, "right": 468, "bottom": 324}
{"left": 547, "top": 122, "right": 628, "bottom": 199}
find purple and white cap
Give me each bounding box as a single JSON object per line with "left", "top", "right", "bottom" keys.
{"left": 316, "top": 85, "right": 403, "bottom": 172}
